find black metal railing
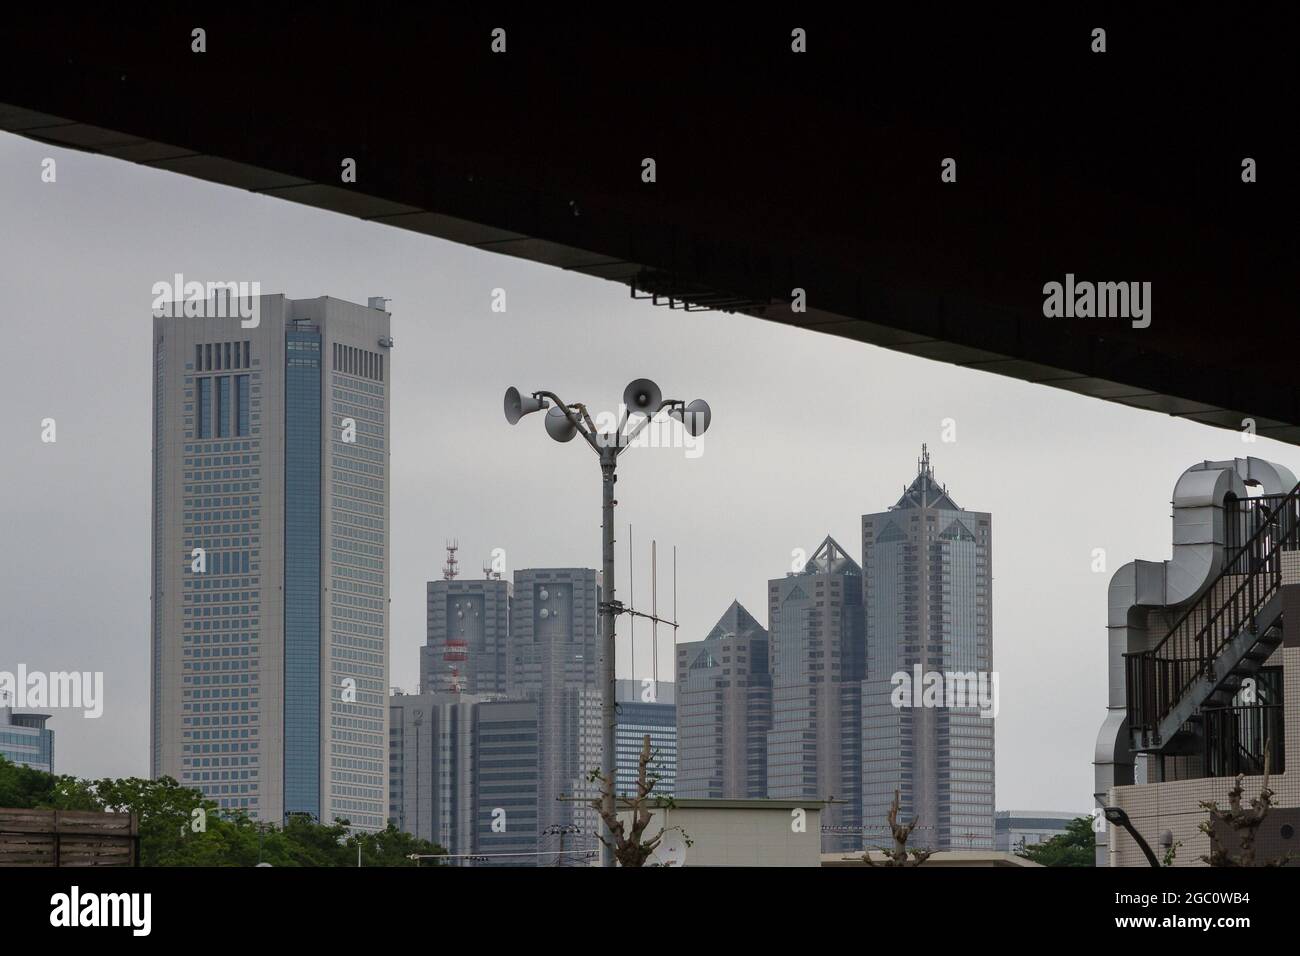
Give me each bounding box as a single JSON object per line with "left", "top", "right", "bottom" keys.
{"left": 1203, "top": 703, "right": 1285, "bottom": 777}
{"left": 1225, "top": 493, "right": 1291, "bottom": 554}
{"left": 1125, "top": 482, "right": 1300, "bottom": 739}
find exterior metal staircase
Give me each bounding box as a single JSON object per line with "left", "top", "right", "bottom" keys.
{"left": 1126, "top": 485, "right": 1298, "bottom": 757}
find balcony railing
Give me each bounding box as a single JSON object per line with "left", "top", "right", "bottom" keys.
{"left": 1125, "top": 484, "right": 1300, "bottom": 739}
{"left": 1202, "top": 703, "right": 1284, "bottom": 777}
{"left": 1225, "top": 493, "right": 1293, "bottom": 555}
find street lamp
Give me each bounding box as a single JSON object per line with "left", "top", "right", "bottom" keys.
{"left": 504, "top": 378, "right": 711, "bottom": 868}
{"left": 1103, "top": 806, "right": 1160, "bottom": 867}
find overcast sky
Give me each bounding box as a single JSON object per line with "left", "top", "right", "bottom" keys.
{"left": 2, "top": 130, "right": 1292, "bottom": 814}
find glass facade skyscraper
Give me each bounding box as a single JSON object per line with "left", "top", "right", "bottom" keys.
{"left": 675, "top": 601, "right": 771, "bottom": 799}
{"left": 614, "top": 679, "right": 676, "bottom": 798}
{"left": 861, "top": 446, "right": 995, "bottom": 851}
{"left": 767, "top": 537, "right": 865, "bottom": 852}
{"left": 284, "top": 326, "right": 322, "bottom": 818}
{"left": 506, "top": 568, "right": 602, "bottom": 848}
{"left": 151, "top": 294, "right": 391, "bottom": 830}
{"left": 474, "top": 698, "right": 541, "bottom": 865}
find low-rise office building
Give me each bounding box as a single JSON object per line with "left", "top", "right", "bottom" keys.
{"left": 994, "top": 810, "right": 1080, "bottom": 854}
{"left": 0, "top": 707, "right": 54, "bottom": 772}
{"left": 617, "top": 799, "right": 824, "bottom": 866}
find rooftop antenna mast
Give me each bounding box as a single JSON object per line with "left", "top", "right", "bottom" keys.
{"left": 629, "top": 524, "right": 635, "bottom": 683}
{"left": 442, "top": 540, "right": 466, "bottom": 693}
{"left": 652, "top": 539, "right": 658, "bottom": 685}
{"left": 622, "top": 531, "right": 679, "bottom": 689}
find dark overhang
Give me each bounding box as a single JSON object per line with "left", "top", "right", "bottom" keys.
{"left": 2, "top": 10, "right": 1295, "bottom": 439}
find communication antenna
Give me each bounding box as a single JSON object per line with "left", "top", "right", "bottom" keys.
{"left": 652, "top": 539, "right": 658, "bottom": 684}
{"left": 443, "top": 540, "right": 460, "bottom": 581}
{"left": 619, "top": 533, "right": 679, "bottom": 689}
{"left": 442, "top": 540, "right": 467, "bottom": 693}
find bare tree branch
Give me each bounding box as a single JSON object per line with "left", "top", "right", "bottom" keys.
{"left": 1199, "top": 740, "right": 1295, "bottom": 867}
{"left": 863, "top": 788, "right": 932, "bottom": 867}
{"left": 587, "top": 733, "right": 691, "bottom": 867}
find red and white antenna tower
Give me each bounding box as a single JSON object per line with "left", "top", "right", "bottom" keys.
{"left": 442, "top": 540, "right": 468, "bottom": 692}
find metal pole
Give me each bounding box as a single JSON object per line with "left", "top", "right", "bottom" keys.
{"left": 413, "top": 718, "right": 420, "bottom": 842}
{"left": 652, "top": 539, "right": 658, "bottom": 685}
{"left": 629, "top": 523, "right": 635, "bottom": 682}
{"left": 600, "top": 446, "right": 618, "bottom": 868}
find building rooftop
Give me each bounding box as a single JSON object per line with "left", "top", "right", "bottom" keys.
{"left": 667, "top": 799, "right": 827, "bottom": 811}
{"left": 891, "top": 443, "right": 961, "bottom": 511}
{"left": 798, "top": 536, "right": 861, "bottom": 577}
{"left": 823, "top": 850, "right": 1041, "bottom": 868}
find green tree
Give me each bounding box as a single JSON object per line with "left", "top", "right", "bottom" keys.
{"left": 0, "top": 757, "right": 447, "bottom": 866}
{"left": 348, "top": 823, "right": 447, "bottom": 866}
{"left": 1016, "top": 816, "right": 1096, "bottom": 867}
{"left": 0, "top": 756, "right": 61, "bottom": 808}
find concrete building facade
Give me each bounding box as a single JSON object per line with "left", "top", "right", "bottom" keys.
{"left": 617, "top": 799, "right": 824, "bottom": 867}
{"left": 150, "top": 293, "right": 391, "bottom": 829}
{"left": 388, "top": 691, "right": 483, "bottom": 854}
{"left": 422, "top": 573, "right": 509, "bottom": 696}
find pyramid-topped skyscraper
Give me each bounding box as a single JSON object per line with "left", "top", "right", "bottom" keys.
{"left": 861, "top": 445, "right": 995, "bottom": 851}
{"left": 768, "top": 536, "right": 866, "bottom": 852}
{"left": 675, "top": 601, "right": 771, "bottom": 798}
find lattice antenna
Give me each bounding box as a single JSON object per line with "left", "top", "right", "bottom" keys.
{"left": 442, "top": 539, "right": 460, "bottom": 580}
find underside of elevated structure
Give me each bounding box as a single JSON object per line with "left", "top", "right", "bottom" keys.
{"left": 2, "top": 10, "right": 1296, "bottom": 439}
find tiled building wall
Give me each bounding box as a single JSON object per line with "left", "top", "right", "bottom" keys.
{"left": 1109, "top": 646, "right": 1299, "bottom": 866}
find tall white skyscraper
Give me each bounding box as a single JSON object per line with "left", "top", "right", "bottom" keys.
{"left": 151, "top": 293, "right": 392, "bottom": 830}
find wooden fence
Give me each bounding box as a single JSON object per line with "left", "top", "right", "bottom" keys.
{"left": 0, "top": 807, "right": 139, "bottom": 866}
